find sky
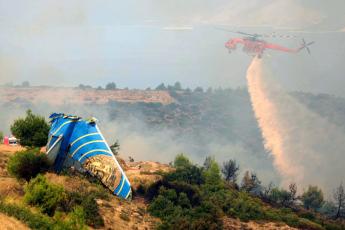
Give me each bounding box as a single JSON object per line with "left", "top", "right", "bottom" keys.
{"left": 1, "top": 0, "right": 345, "bottom": 95}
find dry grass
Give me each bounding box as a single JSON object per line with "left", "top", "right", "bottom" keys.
{"left": 0, "top": 145, "right": 28, "bottom": 229}
{"left": 97, "top": 197, "right": 159, "bottom": 230}
{"left": 0, "top": 213, "right": 29, "bottom": 230}
{"left": 126, "top": 161, "right": 173, "bottom": 190}
{"left": 223, "top": 218, "right": 298, "bottom": 230}
{"left": 0, "top": 87, "right": 175, "bottom": 105}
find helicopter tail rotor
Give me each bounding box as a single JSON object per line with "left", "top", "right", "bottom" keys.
{"left": 299, "top": 38, "right": 315, "bottom": 54}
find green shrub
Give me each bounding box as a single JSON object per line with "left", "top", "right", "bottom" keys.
{"left": 227, "top": 192, "right": 266, "bottom": 221}
{"left": 148, "top": 154, "right": 345, "bottom": 230}
{"left": 302, "top": 186, "right": 324, "bottom": 211}
{"left": 173, "top": 153, "right": 192, "bottom": 169}
{"left": 165, "top": 165, "right": 204, "bottom": 185}
{"left": 7, "top": 149, "right": 50, "bottom": 181}
{"left": 0, "top": 201, "right": 53, "bottom": 229}
{"left": 63, "top": 190, "right": 104, "bottom": 228}
{"left": 297, "top": 218, "right": 324, "bottom": 230}
{"left": 0, "top": 201, "right": 87, "bottom": 230}
{"left": 148, "top": 185, "right": 223, "bottom": 229}
{"left": 24, "top": 174, "right": 65, "bottom": 216}
{"left": 146, "top": 180, "right": 201, "bottom": 206}
{"left": 11, "top": 110, "right": 50, "bottom": 147}
{"left": 65, "top": 206, "right": 87, "bottom": 230}
{"left": 81, "top": 193, "right": 104, "bottom": 227}
{"left": 148, "top": 194, "right": 176, "bottom": 218}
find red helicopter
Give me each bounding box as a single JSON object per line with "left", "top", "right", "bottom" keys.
{"left": 222, "top": 30, "right": 314, "bottom": 58}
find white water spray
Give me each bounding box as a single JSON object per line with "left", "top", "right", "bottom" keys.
{"left": 247, "top": 58, "right": 345, "bottom": 191}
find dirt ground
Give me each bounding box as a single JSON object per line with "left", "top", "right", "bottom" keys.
{"left": 0, "top": 213, "right": 29, "bottom": 230}
{"left": 223, "top": 218, "right": 298, "bottom": 230}
{"left": 0, "top": 145, "right": 24, "bottom": 177}
{"left": 0, "top": 87, "right": 174, "bottom": 106}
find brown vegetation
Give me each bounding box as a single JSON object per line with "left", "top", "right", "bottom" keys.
{"left": 0, "top": 87, "right": 174, "bottom": 105}
{"left": 0, "top": 213, "right": 29, "bottom": 230}
{"left": 223, "top": 217, "right": 298, "bottom": 230}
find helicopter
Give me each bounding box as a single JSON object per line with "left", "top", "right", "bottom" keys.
{"left": 219, "top": 29, "right": 314, "bottom": 58}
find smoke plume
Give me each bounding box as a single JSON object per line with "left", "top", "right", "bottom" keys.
{"left": 247, "top": 58, "right": 345, "bottom": 192}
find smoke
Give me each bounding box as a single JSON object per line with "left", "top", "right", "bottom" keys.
{"left": 247, "top": 58, "right": 345, "bottom": 192}
{"left": 0, "top": 87, "right": 278, "bottom": 185}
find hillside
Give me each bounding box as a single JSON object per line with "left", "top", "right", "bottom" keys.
{"left": 0, "top": 145, "right": 313, "bottom": 230}
{"left": 0, "top": 87, "right": 174, "bottom": 105}
{"left": 2, "top": 87, "right": 345, "bottom": 184}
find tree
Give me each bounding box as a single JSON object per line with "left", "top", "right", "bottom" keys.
{"left": 301, "top": 185, "right": 324, "bottom": 211}
{"left": 173, "top": 153, "right": 191, "bottom": 169}
{"left": 11, "top": 110, "right": 50, "bottom": 147}
{"left": 105, "top": 82, "right": 116, "bottom": 90}
{"left": 333, "top": 183, "right": 345, "bottom": 219}
{"left": 204, "top": 159, "right": 222, "bottom": 186}
{"left": 7, "top": 149, "right": 49, "bottom": 181}
{"left": 194, "top": 87, "right": 204, "bottom": 93}
{"left": 269, "top": 188, "right": 293, "bottom": 207}
{"left": 289, "top": 183, "right": 298, "bottom": 204}
{"left": 241, "top": 171, "right": 261, "bottom": 194}
{"left": 156, "top": 83, "right": 167, "bottom": 90}
{"left": 110, "top": 140, "right": 120, "bottom": 155}
{"left": 21, "top": 81, "right": 30, "bottom": 87}
{"left": 203, "top": 156, "right": 214, "bottom": 171}
{"left": 261, "top": 182, "right": 274, "bottom": 202}
{"left": 319, "top": 201, "right": 337, "bottom": 218}
{"left": 0, "top": 131, "right": 3, "bottom": 141}
{"left": 129, "top": 156, "right": 134, "bottom": 162}
{"left": 185, "top": 88, "right": 192, "bottom": 94}
{"left": 78, "top": 84, "right": 92, "bottom": 90}
{"left": 221, "top": 159, "right": 239, "bottom": 184}
{"left": 174, "top": 82, "right": 182, "bottom": 91}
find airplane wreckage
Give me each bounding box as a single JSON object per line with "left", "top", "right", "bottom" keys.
{"left": 46, "top": 113, "right": 132, "bottom": 200}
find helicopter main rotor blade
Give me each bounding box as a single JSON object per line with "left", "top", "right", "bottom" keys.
{"left": 214, "top": 27, "right": 260, "bottom": 37}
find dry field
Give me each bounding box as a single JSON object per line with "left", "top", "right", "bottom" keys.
{"left": 0, "top": 87, "right": 174, "bottom": 106}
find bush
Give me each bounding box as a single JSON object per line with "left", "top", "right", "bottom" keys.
{"left": 173, "top": 153, "right": 192, "bottom": 169}
{"left": 165, "top": 165, "right": 204, "bottom": 185}
{"left": 203, "top": 159, "right": 223, "bottom": 188}
{"left": 24, "top": 174, "right": 65, "bottom": 216}
{"left": 7, "top": 149, "right": 50, "bottom": 181}
{"left": 148, "top": 155, "right": 345, "bottom": 230}
{"left": 105, "top": 82, "right": 116, "bottom": 90}
{"left": 148, "top": 188, "right": 223, "bottom": 230}
{"left": 81, "top": 193, "right": 104, "bottom": 227}
{"left": 65, "top": 206, "right": 87, "bottom": 230}
{"left": 0, "top": 200, "right": 53, "bottom": 229}
{"left": 269, "top": 188, "right": 294, "bottom": 207}
{"left": 0, "top": 201, "right": 86, "bottom": 230}
{"left": 11, "top": 110, "right": 50, "bottom": 147}
{"left": 302, "top": 186, "right": 324, "bottom": 211}
{"left": 63, "top": 190, "right": 104, "bottom": 228}
{"left": 226, "top": 191, "right": 266, "bottom": 221}
{"left": 0, "top": 131, "right": 3, "bottom": 141}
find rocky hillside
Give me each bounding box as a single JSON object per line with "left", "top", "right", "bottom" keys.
{"left": 0, "top": 145, "right": 307, "bottom": 230}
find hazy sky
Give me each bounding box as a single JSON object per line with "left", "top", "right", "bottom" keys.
{"left": 1, "top": 0, "right": 345, "bottom": 95}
